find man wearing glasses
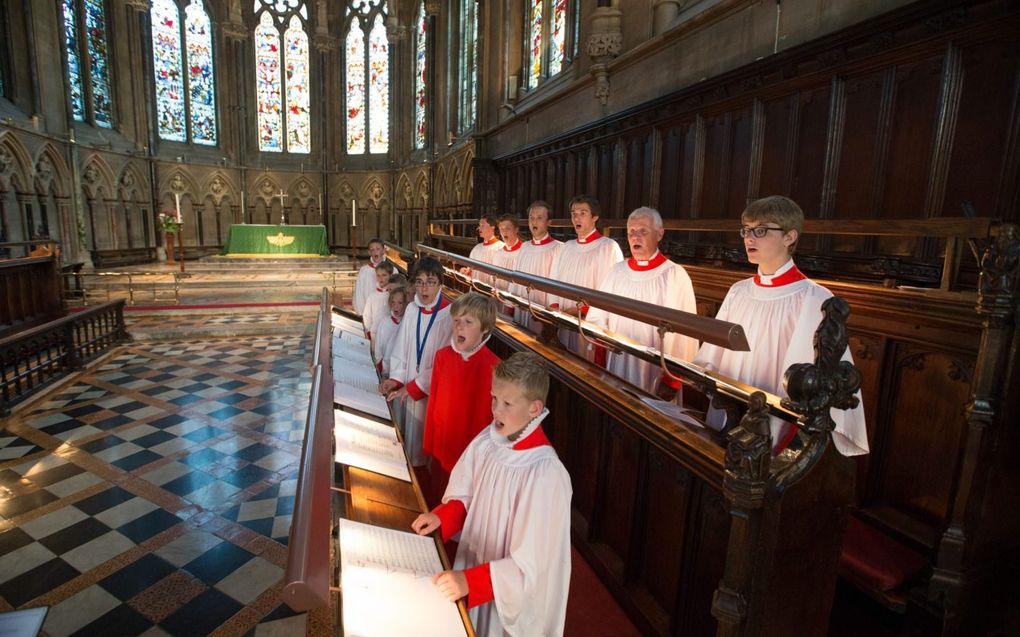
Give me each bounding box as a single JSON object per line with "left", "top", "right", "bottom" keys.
{"left": 381, "top": 256, "right": 454, "bottom": 472}
{"left": 694, "top": 196, "right": 869, "bottom": 457}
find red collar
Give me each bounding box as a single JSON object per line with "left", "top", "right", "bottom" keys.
{"left": 576, "top": 230, "right": 602, "bottom": 245}
{"left": 390, "top": 314, "right": 400, "bottom": 324}
{"left": 503, "top": 240, "right": 522, "bottom": 252}
{"left": 513, "top": 425, "right": 551, "bottom": 450}
{"left": 375, "top": 286, "right": 385, "bottom": 292}
{"left": 627, "top": 251, "right": 667, "bottom": 271}
{"left": 754, "top": 265, "right": 807, "bottom": 287}
{"left": 531, "top": 235, "right": 555, "bottom": 246}
{"left": 420, "top": 296, "right": 450, "bottom": 315}
{"left": 482, "top": 236, "right": 500, "bottom": 246}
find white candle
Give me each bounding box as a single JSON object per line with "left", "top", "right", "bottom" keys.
{"left": 174, "top": 192, "right": 181, "bottom": 223}
{"left": 241, "top": 191, "right": 246, "bottom": 223}
{"left": 351, "top": 198, "right": 357, "bottom": 227}
{"left": 318, "top": 193, "right": 323, "bottom": 219}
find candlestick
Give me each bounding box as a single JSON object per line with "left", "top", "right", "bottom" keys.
{"left": 352, "top": 198, "right": 357, "bottom": 227}
{"left": 241, "top": 191, "right": 246, "bottom": 223}
{"left": 318, "top": 193, "right": 323, "bottom": 220}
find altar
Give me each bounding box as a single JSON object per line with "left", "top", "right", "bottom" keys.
{"left": 220, "top": 224, "right": 330, "bottom": 257}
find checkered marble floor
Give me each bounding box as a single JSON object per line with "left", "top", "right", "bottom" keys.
{"left": 0, "top": 331, "right": 333, "bottom": 636}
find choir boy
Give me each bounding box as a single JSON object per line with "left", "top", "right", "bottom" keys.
{"left": 510, "top": 201, "right": 563, "bottom": 330}
{"left": 353, "top": 238, "right": 388, "bottom": 314}
{"left": 459, "top": 215, "right": 504, "bottom": 285}
{"left": 694, "top": 195, "right": 869, "bottom": 456}
{"left": 492, "top": 215, "right": 524, "bottom": 315}
{"left": 421, "top": 292, "right": 501, "bottom": 505}
{"left": 372, "top": 285, "right": 409, "bottom": 376}
{"left": 412, "top": 352, "right": 571, "bottom": 637}
{"left": 380, "top": 256, "right": 454, "bottom": 468}
{"left": 547, "top": 195, "right": 623, "bottom": 359}
{"left": 586, "top": 207, "right": 698, "bottom": 397}
{"left": 361, "top": 260, "right": 395, "bottom": 338}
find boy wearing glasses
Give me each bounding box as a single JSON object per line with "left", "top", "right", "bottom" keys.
{"left": 380, "top": 256, "right": 454, "bottom": 469}
{"left": 694, "top": 196, "right": 869, "bottom": 456}
{"left": 586, "top": 207, "right": 698, "bottom": 398}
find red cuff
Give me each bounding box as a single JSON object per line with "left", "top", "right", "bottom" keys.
{"left": 659, "top": 374, "right": 681, "bottom": 390}
{"left": 548, "top": 303, "right": 560, "bottom": 310}
{"left": 593, "top": 345, "right": 607, "bottom": 368}
{"left": 579, "top": 303, "right": 590, "bottom": 318}
{"left": 376, "top": 361, "right": 383, "bottom": 373}
{"left": 406, "top": 380, "right": 426, "bottom": 401}
{"left": 464, "top": 563, "right": 494, "bottom": 608}
{"left": 432, "top": 499, "right": 467, "bottom": 542}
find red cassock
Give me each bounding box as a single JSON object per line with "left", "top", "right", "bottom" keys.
{"left": 422, "top": 344, "right": 501, "bottom": 473}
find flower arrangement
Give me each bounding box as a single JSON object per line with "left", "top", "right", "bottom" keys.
{"left": 158, "top": 212, "right": 181, "bottom": 233}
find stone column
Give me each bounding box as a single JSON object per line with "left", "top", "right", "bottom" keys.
{"left": 587, "top": 5, "right": 623, "bottom": 106}
{"left": 652, "top": 1, "right": 685, "bottom": 35}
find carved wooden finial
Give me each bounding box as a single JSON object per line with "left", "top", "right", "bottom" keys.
{"left": 781, "top": 296, "right": 861, "bottom": 438}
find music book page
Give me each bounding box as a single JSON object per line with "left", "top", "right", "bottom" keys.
{"left": 639, "top": 396, "right": 705, "bottom": 428}
{"left": 340, "top": 329, "right": 371, "bottom": 349}
{"left": 333, "top": 345, "right": 374, "bottom": 368}
{"left": 332, "top": 361, "right": 380, "bottom": 393}
{"left": 334, "top": 381, "right": 390, "bottom": 419}
{"left": 338, "top": 518, "right": 467, "bottom": 637}
{"left": 331, "top": 313, "right": 366, "bottom": 335}
{"left": 334, "top": 410, "right": 411, "bottom": 482}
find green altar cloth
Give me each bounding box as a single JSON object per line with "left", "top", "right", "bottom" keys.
{"left": 220, "top": 224, "right": 330, "bottom": 256}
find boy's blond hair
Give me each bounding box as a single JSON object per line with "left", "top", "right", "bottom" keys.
{"left": 388, "top": 286, "right": 408, "bottom": 304}
{"left": 450, "top": 292, "right": 495, "bottom": 334}
{"left": 493, "top": 352, "right": 549, "bottom": 403}
{"left": 741, "top": 195, "right": 804, "bottom": 253}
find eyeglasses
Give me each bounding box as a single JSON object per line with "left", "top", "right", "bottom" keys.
{"left": 414, "top": 279, "right": 440, "bottom": 288}
{"left": 738, "top": 226, "right": 785, "bottom": 239}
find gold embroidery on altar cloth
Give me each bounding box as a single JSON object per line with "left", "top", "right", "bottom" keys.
{"left": 266, "top": 233, "right": 296, "bottom": 246}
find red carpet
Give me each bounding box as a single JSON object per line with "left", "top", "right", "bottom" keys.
{"left": 122, "top": 301, "right": 320, "bottom": 311}
{"left": 565, "top": 547, "right": 641, "bottom": 636}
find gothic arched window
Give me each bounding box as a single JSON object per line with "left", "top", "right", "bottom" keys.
{"left": 254, "top": 0, "right": 310, "bottom": 153}
{"left": 62, "top": 0, "right": 113, "bottom": 128}
{"left": 458, "top": 0, "right": 477, "bottom": 133}
{"left": 413, "top": 1, "right": 427, "bottom": 150}
{"left": 151, "top": 0, "right": 217, "bottom": 145}
{"left": 344, "top": 1, "right": 390, "bottom": 155}
{"left": 524, "top": 0, "right": 575, "bottom": 91}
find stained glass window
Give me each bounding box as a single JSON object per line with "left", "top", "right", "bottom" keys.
{"left": 255, "top": 11, "right": 283, "bottom": 151}
{"left": 458, "top": 0, "right": 477, "bottom": 132}
{"left": 368, "top": 15, "right": 388, "bottom": 153}
{"left": 344, "top": 1, "right": 389, "bottom": 155}
{"left": 526, "top": 0, "right": 542, "bottom": 90}
{"left": 186, "top": 3, "right": 216, "bottom": 145}
{"left": 62, "top": 0, "right": 85, "bottom": 121}
{"left": 413, "top": 2, "right": 427, "bottom": 150}
{"left": 255, "top": 0, "right": 309, "bottom": 153}
{"left": 84, "top": 0, "right": 112, "bottom": 127}
{"left": 345, "top": 19, "right": 365, "bottom": 154}
{"left": 63, "top": 0, "right": 112, "bottom": 126}
{"left": 521, "top": 0, "right": 574, "bottom": 93}
{"left": 285, "top": 16, "right": 310, "bottom": 153}
{"left": 152, "top": 0, "right": 185, "bottom": 141}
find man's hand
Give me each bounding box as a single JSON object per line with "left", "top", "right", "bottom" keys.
{"left": 386, "top": 386, "right": 409, "bottom": 402}
{"left": 433, "top": 570, "right": 469, "bottom": 602}
{"left": 411, "top": 512, "right": 440, "bottom": 535}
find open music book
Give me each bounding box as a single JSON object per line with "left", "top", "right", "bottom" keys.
{"left": 334, "top": 381, "right": 390, "bottom": 420}
{"left": 338, "top": 518, "right": 467, "bottom": 637}
{"left": 334, "top": 410, "right": 411, "bottom": 482}
{"left": 331, "top": 313, "right": 366, "bottom": 336}
{"left": 332, "top": 360, "right": 380, "bottom": 393}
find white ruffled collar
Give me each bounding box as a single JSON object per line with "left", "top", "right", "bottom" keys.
{"left": 489, "top": 408, "right": 549, "bottom": 448}
{"left": 450, "top": 332, "right": 491, "bottom": 361}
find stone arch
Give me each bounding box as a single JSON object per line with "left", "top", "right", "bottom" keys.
{"left": 251, "top": 175, "right": 283, "bottom": 224}
{"left": 434, "top": 164, "right": 447, "bottom": 210}
{"left": 460, "top": 150, "right": 474, "bottom": 204}
{"left": 34, "top": 144, "right": 71, "bottom": 198}
{"left": 81, "top": 155, "right": 117, "bottom": 201}
{"left": 0, "top": 132, "right": 33, "bottom": 193}
{"left": 201, "top": 171, "right": 239, "bottom": 208}
{"left": 158, "top": 169, "right": 201, "bottom": 245}
{"left": 289, "top": 176, "right": 319, "bottom": 225}
{"left": 115, "top": 163, "right": 151, "bottom": 250}
{"left": 414, "top": 171, "right": 428, "bottom": 208}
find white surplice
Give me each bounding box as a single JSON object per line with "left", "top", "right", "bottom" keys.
{"left": 362, "top": 287, "right": 389, "bottom": 337}
{"left": 372, "top": 313, "right": 401, "bottom": 376}
{"left": 694, "top": 259, "right": 870, "bottom": 456}
{"left": 510, "top": 236, "right": 563, "bottom": 331}
{"left": 586, "top": 253, "right": 699, "bottom": 393}
{"left": 469, "top": 238, "right": 506, "bottom": 287}
{"left": 445, "top": 411, "right": 572, "bottom": 637}
{"left": 353, "top": 258, "right": 385, "bottom": 315}
{"left": 492, "top": 240, "right": 524, "bottom": 314}
{"left": 547, "top": 231, "right": 623, "bottom": 358}
{"left": 387, "top": 294, "right": 453, "bottom": 466}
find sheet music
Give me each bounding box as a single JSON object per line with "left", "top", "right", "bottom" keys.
{"left": 334, "top": 410, "right": 411, "bottom": 481}
{"left": 331, "top": 313, "right": 366, "bottom": 335}
{"left": 334, "top": 381, "right": 390, "bottom": 419}
{"left": 340, "top": 330, "right": 371, "bottom": 349}
{"left": 338, "top": 518, "right": 466, "bottom": 637}
{"left": 639, "top": 396, "right": 705, "bottom": 428}
{"left": 333, "top": 361, "right": 380, "bottom": 393}
{"left": 333, "top": 342, "right": 374, "bottom": 366}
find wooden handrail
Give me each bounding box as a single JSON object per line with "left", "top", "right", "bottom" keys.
{"left": 416, "top": 243, "right": 749, "bottom": 351}
{"left": 428, "top": 216, "right": 995, "bottom": 239}
{"left": 282, "top": 362, "right": 333, "bottom": 611}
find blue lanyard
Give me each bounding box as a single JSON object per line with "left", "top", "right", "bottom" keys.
{"left": 415, "top": 301, "right": 441, "bottom": 370}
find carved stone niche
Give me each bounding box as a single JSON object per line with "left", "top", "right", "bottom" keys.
{"left": 587, "top": 5, "right": 623, "bottom": 106}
